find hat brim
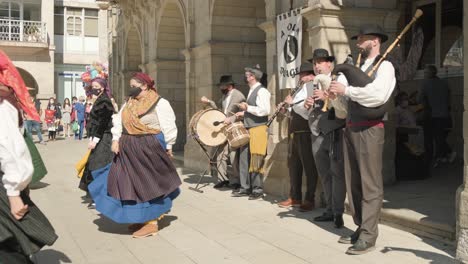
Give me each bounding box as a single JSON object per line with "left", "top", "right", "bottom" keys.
{"left": 351, "top": 33, "right": 388, "bottom": 43}
{"left": 217, "top": 82, "right": 236, "bottom": 86}
{"left": 307, "top": 56, "right": 335, "bottom": 63}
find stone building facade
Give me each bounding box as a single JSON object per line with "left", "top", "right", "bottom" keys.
{"left": 100, "top": 0, "right": 468, "bottom": 261}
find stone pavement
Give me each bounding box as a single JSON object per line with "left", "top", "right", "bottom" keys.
{"left": 30, "top": 138, "right": 456, "bottom": 264}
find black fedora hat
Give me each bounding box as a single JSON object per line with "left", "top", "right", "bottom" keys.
{"left": 307, "top": 48, "right": 335, "bottom": 63}
{"left": 351, "top": 24, "right": 388, "bottom": 43}
{"left": 298, "top": 62, "right": 315, "bottom": 74}
{"left": 217, "top": 75, "right": 236, "bottom": 86}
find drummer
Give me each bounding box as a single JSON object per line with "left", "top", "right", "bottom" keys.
{"left": 234, "top": 65, "right": 271, "bottom": 200}
{"left": 201, "top": 75, "right": 246, "bottom": 191}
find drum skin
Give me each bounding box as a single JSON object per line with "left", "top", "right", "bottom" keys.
{"left": 189, "top": 109, "right": 227, "bottom": 146}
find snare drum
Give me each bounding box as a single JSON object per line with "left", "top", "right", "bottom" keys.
{"left": 189, "top": 108, "right": 227, "bottom": 146}
{"left": 225, "top": 122, "right": 250, "bottom": 149}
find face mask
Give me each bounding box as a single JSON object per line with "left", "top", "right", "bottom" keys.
{"left": 91, "top": 89, "right": 101, "bottom": 96}
{"left": 128, "top": 87, "right": 142, "bottom": 98}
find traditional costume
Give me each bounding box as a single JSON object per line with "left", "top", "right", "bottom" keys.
{"left": 0, "top": 50, "right": 57, "bottom": 263}
{"left": 78, "top": 78, "right": 115, "bottom": 195}
{"left": 233, "top": 66, "right": 270, "bottom": 200}
{"left": 89, "top": 73, "right": 181, "bottom": 238}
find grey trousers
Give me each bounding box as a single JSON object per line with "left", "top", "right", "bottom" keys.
{"left": 288, "top": 132, "right": 318, "bottom": 202}
{"left": 311, "top": 129, "right": 346, "bottom": 215}
{"left": 216, "top": 143, "right": 240, "bottom": 184}
{"left": 343, "top": 126, "right": 384, "bottom": 245}
{"left": 239, "top": 143, "right": 263, "bottom": 194}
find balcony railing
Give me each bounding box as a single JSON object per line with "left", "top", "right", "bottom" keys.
{"left": 0, "top": 19, "right": 47, "bottom": 43}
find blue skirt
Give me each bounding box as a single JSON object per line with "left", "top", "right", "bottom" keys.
{"left": 89, "top": 163, "right": 180, "bottom": 224}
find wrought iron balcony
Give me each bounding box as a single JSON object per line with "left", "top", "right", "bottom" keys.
{"left": 0, "top": 19, "right": 47, "bottom": 43}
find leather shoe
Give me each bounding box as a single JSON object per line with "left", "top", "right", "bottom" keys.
{"left": 214, "top": 180, "right": 229, "bottom": 189}
{"left": 298, "top": 201, "right": 315, "bottom": 212}
{"left": 338, "top": 229, "right": 360, "bottom": 244}
{"left": 248, "top": 192, "right": 263, "bottom": 200}
{"left": 346, "top": 239, "right": 375, "bottom": 255}
{"left": 313, "top": 213, "right": 334, "bottom": 222}
{"left": 334, "top": 214, "right": 344, "bottom": 228}
{"left": 231, "top": 190, "right": 250, "bottom": 197}
{"left": 278, "top": 198, "right": 301, "bottom": 208}
{"left": 132, "top": 223, "right": 158, "bottom": 238}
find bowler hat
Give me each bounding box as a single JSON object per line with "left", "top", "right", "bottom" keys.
{"left": 351, "top": 24, "right": 388, "bottom": 43}
{"left": 298, "top": 62, "right": 315, "bottom": 74}
{"left": 217, "top": 75, "right": 236, "bottom": 86}
{"left": 307, "top": 49, "right": 335, "bottom": 63}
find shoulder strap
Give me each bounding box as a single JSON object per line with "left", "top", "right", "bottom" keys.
{"left": 138, "top": 96, "right": 163, "bottom": 118}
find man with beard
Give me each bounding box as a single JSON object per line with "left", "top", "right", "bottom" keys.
{"left": 329, "top": 24, "right": 396, "bottom": 254}
{"left": 201, "top": 75, "right": 246, "bottom": 190}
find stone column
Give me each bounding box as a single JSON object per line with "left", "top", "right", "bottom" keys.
{"left": 455, "top": 1, "right": 468, "bottom": 261}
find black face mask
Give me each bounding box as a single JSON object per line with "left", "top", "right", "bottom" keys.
{"left": 220, "top": 88, "right": 229, "bottom": 95}
{"left": 91, "top": 89, "right": 101, "bottom": 96}
{"left": 128, "top": 87, "right": 142, "bottom": 98}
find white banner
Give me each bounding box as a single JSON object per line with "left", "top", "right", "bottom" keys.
{"left": 277, "top": 9, "right": 302, "bottom": 89}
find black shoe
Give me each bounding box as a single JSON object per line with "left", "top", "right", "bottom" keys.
{"left": 228, "top": 183, "right": 241, "bottom": 190}
{"left": 248, "top": 192, "right": 263, "bottom": 200}
{"left": 314, "top": 213, "right": 334, "bottom": 222}
{"left": 214, "top": 180, "right": 229, "bottom": 189}
{"left": 338, "top": 230, "right": 360, "bottom": 244}
{"left": 334, "top": 214, "right": 344, "bottom": 228}
{"left": 87, "top": 202, "right": 96, "bottom": 209}
{"left": 231, "top": 188, "right": 240, "bottom": 194}
{"left": 232, "top": 190, "right": 250, "bottom": 197}
{"left": 346, "top": 239, "right": 375, "bottom": 255}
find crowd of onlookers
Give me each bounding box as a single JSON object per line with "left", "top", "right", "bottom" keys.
{"left": 24, "top": 95, "right": 120, "bottom": 145}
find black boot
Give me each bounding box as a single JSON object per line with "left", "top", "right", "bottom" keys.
{"left": 346, "top": 239, "right": 375, "bottom": 255}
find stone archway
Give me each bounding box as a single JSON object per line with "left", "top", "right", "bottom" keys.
{"left": 17, "top": 67, "right": 38, "bottom": 96}
{"left": 210, "top": 0, "right": 266, "bottom": 96}
{"left": 123, "top": 26, "right": 143, "bottom": 99}
{"left": 156, "top": 0, "right": 187, "bottom": 151}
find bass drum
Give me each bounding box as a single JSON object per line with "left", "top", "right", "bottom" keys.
{"left": 189, "top": 108, "right": 227, "bottom": 146}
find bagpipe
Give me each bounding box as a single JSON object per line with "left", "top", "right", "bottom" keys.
{"left": 321, "top": 9, "right": 423, "bottom": 120}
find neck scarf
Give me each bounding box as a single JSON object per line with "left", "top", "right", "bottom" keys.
{"left": 122, "top": 89, "right": 161, "bottom": 135}
{"left": 0, "top": 50, "right": 40, "bottom": 121}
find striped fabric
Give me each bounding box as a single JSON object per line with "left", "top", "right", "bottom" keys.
{"left": 0, "top": 181, "right": 57, "bottom": 258}
{"left": 107, "top": 134, "right": 181, "bottom": 203}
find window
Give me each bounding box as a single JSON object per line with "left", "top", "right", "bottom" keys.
{"left": 84, "top": 8, "right": 98, "bottom": 37}
{"left": 0, "top": 1, "right": 21, "bottom": 20}
{"left": 66, "top": 8, "right": 82, "bottom": 36}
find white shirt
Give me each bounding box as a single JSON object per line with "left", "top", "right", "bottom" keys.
{"left": 246, "top": 82, "right": 271, "bottom": 117}
{"left": 289, "top": 84, "right": 309, "bottom": 120}
{"left": 0, "top": 100, "right": 33, "bottom": 196}
{"left": 222, "top": 90, "right": 233, "bottom": 115}
{"left": 112, "top": 98, "right": 178, "bottom": 150}
{"left": 344, "top": 57, "right": 396, "bottom": 107}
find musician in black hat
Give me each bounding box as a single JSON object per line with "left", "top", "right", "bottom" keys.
{"left": 276, "top": 62, "right": 318, "bottom": 211}
{"left": 329, "top": 24, "right": 396, "bottom": 254}
{"left": 304, "top": 48, "right": 348, "bottom": 227}
{"left": 201, "top": 75, "right": 246, "bottom": 190}
{"left": 233, "top": 65, "right": 271, "bottom": 200}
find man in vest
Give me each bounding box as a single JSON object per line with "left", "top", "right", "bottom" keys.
{"left": 201, "top": 75, "right": 246, "bottom": 190}
{"left": 329, "top": 24, "right": 396, "bottom": 254}
{"left": 304, "top": 49, "right": 348, "bottom": 226}
{"left": 233, "top": 65, "right": 271, "bottom": 200}
{"left": 277, "top": 62, "right": 318, "bottom": 212}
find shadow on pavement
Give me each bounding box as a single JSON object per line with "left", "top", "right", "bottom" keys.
{"left": 159, "top": 215, "right": 178, "bottom": 230}
{"left": 93, "top": 215, "right": 131, "bottom": 235}
{"left": 29, "top": 182, "right": 50, "bottom": 190}
{"left": 34, "top": 249, "right": 72, "bottom": 264}
{"left": 380, "top": 246, "right": 456, "bottom": 264}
